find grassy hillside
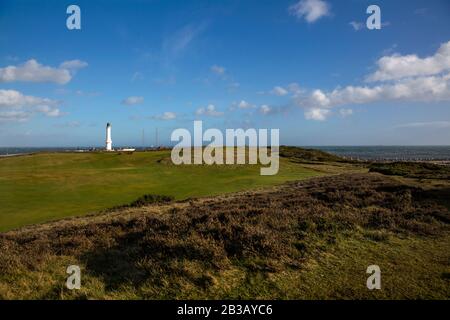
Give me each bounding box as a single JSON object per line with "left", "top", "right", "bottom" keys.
{"left": 369, "top": 161, "right": 450, "bottom": 180}
{"left": 0, "top": 149, "right": 352, "bottom": 232}
{"left": 279, "top": 146, "right": 346, "bottom": 163}
{"left": 0, "top": 173, "right": 448, "bottom": 299}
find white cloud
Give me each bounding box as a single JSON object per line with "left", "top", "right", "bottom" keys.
{"left": 381, "top": 44, "right": 398, "bottom": 56}
{"left": 0, "top": 110, "right": 29, "bottom": 122}
{"left": 0, "top": 89, "right": 63, "bottom": 122}
{"left": 239, "top": 100, "right": 253, "bottom": 109}
{"left": 196, "top": 104, "right": 224, "bottom": 117}
{"left": 349, "top": 21, "right": 364, "bottom": 31}
{"left": 295, "top": 40, "right": 450, "bottom": 121}
{"left": 152, "top": 111, "right": 177, "bottom": 120}
{"left": 0, "top": 89, "right": 57, "bottom": 109}
{"left": 395, "top": 121, "right": 450, "bottom": 129}
{"left": 271, "top": 86, "right": 288, "bottom": 96}
{"left": 210, "top": 65, "right": 226, "bottom": 75}
{"left": 230, "top": 100, "right": 255, "bottom": 110}
{"left": 287, "top": 82, "right": 303, "bottom": 96}
{"left": 59, "top": 59, "right": 88, "bottom": 70}
{"left": 161, "top": 112, "right": 176, "bottom": 120}
{"left": 309, "top": 89, "right": 330, "bottom": 106}
{"left": 259, "top": 105, "right": 272, "bottom": 115}
{"left": 35, "top": 105, "right": 63, "bottom": 117}
{"left": 121, "top": 96, "right": 144, "bottom": 105}
{"left": 0, "top": 59, "right": 87, "bottom": 84}
{"left": 301, "top": 73, "right": 450, "bottom": 110}
{"left": 259, "top": 104, "right": 292, "bottom": 116}
{"left": 349, "top": 21, "right": 389, "bottom": 31}
{"left": 339, "top": 108, "right": 353, "bottom": 117}
{"left": 304, "top": 108, "right": 330, "bottom": 121}
{"left": 367, "top": 40, "right": 450, "bottom": 82}
{"left": 289, "top": 0, "right": 330, "bottom": 23}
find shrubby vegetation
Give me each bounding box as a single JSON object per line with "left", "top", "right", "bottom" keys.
{"left": 1, "top": 173, "right": 448, "bottom": 299}
{"left": 279, "top": 146, "right": 346, "bottom": 163}
{"left": 110, "top": 194, "right": 174, "bottom": 210}
{"left": 369, "top": 161, "right": 450, "bottom": 179}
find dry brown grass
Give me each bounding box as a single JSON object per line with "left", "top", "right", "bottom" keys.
{"left": 1, "top": 173, "right": 449, "bottom": 299}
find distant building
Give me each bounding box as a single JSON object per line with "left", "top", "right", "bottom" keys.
{"left": 106, "top": 123, "right": 112, "bottom": 151}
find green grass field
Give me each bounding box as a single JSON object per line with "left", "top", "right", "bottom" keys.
{"left": 1, "top": 171, "right": 448, "bottom": 299}
{"left": 1, "top": 150, "right": 449, "bottom": 299}
{"left": 0, "top": 151, "right": 328, "bottom": 232}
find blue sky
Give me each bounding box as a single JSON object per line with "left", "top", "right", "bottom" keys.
{"left": 0, "top": 0, "right": 449, "bottom": 147}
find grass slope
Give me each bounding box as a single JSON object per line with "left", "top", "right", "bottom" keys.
{"left": 0, "top": 173, "right": 448, "bottom": 299}
{"left": 369, "top": 161, "right": 450, "bottom": 180}
{"left": 0, "top": 150, "right": 342, "bottom": 232}
{"left": 279, "top": 146, "right": 346, "bottom": 163}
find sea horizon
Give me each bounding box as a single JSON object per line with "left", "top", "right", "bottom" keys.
{"left": 2, "top": 145, "right": 450, "bottom": 161}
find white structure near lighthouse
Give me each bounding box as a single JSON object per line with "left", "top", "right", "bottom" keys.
{"left": 105, "top": 122, "right": 112, "bottom": 151}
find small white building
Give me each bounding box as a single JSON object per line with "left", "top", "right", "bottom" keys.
{"left": 105, "top": 122, "right": 112, "bottom": 151}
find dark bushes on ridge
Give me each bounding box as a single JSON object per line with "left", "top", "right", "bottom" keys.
{"left": 279, "top": 146, "right": 346, "bottom": 162}
{"left": 111, "top": 194, "right": 174, "bottom": 210}
{"left": 369, "top": 162, "right": 450, "bottom": 179}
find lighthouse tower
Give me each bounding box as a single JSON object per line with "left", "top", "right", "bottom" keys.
{"left": 105, "top": 123, "right": 112, "bottom": 151}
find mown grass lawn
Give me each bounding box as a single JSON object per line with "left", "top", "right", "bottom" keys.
{"left": 0, "top": 151, "right": 325, "bottom": 232}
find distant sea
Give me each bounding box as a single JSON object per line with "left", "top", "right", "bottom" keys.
{"left": 1, "top": 146, "right": 450, "bottom": 161}
{"left": 0, "top": 147, "right": 103, "bottom": 157}
{"left": 308, "top": 146, "right": 450, "bottom": 161}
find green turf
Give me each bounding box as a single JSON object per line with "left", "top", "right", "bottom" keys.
{"left": 0, "top": 151, "right": 322, "bottom": 232}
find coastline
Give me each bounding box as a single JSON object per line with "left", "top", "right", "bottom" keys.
{"left": 0, "top": 153, "right": 33, "bottom": 158}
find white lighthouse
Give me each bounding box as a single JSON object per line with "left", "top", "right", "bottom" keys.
{"left": 105, "top": 122, "right": 112, "bottom": 151}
